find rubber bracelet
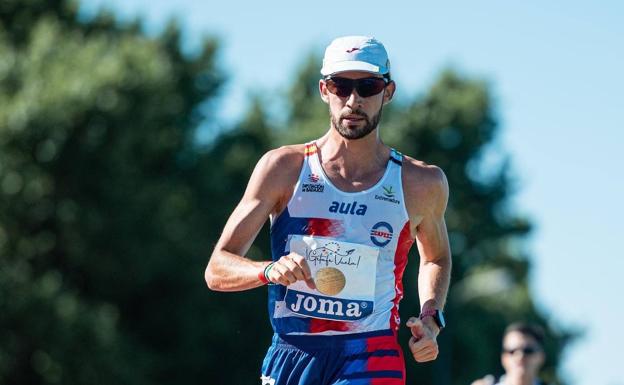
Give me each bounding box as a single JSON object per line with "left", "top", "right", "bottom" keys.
{"left": 263, "top": 262, "right": 275, "bottom": 283}
{"left": 258, "top": 262, "right": 274, "bottom": 285}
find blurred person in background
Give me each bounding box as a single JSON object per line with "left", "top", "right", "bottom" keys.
{"left": 472, "top": 322, "right": 547, "bottom": 385}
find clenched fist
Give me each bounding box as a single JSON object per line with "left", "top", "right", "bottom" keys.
{"left": 406, "top": 316, "right": 439, "bottom": 362}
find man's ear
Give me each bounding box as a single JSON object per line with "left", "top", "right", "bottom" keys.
{"left": 319, "top": 79, "right": 330, "bottom": 104}
{"left": 383, "top": 81, "right": 396, "bottom": 105}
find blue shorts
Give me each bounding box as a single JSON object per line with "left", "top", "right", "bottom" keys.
{"left": 260, "top": 330, "right": 405, "bottom": 385}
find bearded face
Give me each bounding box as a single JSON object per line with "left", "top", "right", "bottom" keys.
{"left": 330, "top": 104, "right": 383, "bottom": 140}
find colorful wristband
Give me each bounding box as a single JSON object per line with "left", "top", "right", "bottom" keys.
{"left": 258, "top": 262, "right": 274, "bottom": 285}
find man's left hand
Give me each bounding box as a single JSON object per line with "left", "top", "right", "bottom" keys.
{"left": 406, "top": 316, "right": 439, "bottom": 362}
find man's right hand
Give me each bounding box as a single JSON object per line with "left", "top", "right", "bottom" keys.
{"left": 266, "top": 253, "right": 316, "bottom": 289}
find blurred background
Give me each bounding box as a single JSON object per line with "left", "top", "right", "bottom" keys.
{"left": 1, "top": 1, "right": 622, "bottom": 384}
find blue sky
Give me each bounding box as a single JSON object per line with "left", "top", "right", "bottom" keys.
{"left": 81, "top": 1, "right": 624, "bottom": 384}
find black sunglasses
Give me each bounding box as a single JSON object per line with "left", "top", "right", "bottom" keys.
{"left": 324, "top": 76, "right": 389, "bottom": 98}
{"left": 503, "top": 346, "right": 540, "bottom": 355}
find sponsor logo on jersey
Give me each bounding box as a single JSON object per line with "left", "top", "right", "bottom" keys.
{"left": 285, "top": 291, "right": 373, "bottom": 321}
{"left": 328, "top": 201, "right": 368, "bottom": 216}
{"left": 302, "top": 184, "right": 324, "bottom": 192}
{"left": 370, "top": 221, "right": 394, "bottom": 247}
{"left": 375, "top": 185, "right": 400, "bottom": 204}
{"left": 383, "top": 185, "right": 395, "bottom": 198}
{"left": 302, "top": 173, "right": 324, "bottom": 193}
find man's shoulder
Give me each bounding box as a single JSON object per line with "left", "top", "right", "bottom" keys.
{"left": 254, "top": 144, "right": 308, "bottom": 210}
{"left": 254, "top": 144, "right": 308, "bottom": 190}
{"left": 401, "top": 155, "right": 447, "bottom": 189}
{"left": 399, "top": 154, "right": 449, "bottom": 217}
{"left": 261, "top": 144, "right": 307, "bottom": 173}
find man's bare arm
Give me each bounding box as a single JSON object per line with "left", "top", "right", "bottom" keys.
{"left": 403, "top": 162, "right": 452, "bottom": 362}
{"left": 414, "top": 166, "right": 451, "bottom": 313}
{"left": 205, "top": 148, "right": 300, "bottom": 291}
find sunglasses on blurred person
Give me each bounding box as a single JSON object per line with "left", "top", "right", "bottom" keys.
{"left": 324, "top": 76, "right": 390, "bottom": 98}
{"left": 503, "top": 346, "right": 541, "bottom": 356}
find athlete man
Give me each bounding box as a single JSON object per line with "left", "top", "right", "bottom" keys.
{"left": 205, "top": 36, "right": 452, "bottom": 385}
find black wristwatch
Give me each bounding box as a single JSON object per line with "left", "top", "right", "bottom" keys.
{"left": 419, "top": 308, "right": 446, "bottom": 330}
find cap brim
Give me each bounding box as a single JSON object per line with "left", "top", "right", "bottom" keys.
{"left": 320, "top": 61, "right": 389, "bottom": 76}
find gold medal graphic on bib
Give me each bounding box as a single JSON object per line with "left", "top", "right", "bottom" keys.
{"left": 315, "top": 267, "right": 346, "bottom": 296}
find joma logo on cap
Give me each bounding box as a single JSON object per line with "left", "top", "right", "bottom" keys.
{"left": 346, "top": 47, "right": 360, "bottom": 53}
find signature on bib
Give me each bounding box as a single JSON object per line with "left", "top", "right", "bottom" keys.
{"left": 305, "top": 241, "right": 361, "bottom": 268}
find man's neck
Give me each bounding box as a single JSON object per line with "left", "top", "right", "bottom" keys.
{"left": 316, "top": 127, "right": 389, "bottom": 175}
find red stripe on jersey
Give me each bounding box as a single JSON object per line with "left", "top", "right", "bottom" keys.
{"left": 309, "top": 318, "right": 350, "bottom": 333}
{"left": 371, "top": 379, "right": 403, "bottom": 385}
{"left": 306, "top": 218, "right": 344, "bottom": 237}
{"left": 390, "top": 221, "right": 414, "bottom": 331}
{"left": 366, "top": 355, "right": 403, "bottom": 371}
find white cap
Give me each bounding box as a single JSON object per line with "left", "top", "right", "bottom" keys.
{"left": 320, "top": 36, "right": 390, "bottom": 77}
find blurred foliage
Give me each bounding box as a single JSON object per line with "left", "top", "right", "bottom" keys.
{"left": 0, "top": 1, "right": 575, "bottom": 384}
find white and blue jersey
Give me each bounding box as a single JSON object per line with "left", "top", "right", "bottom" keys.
{"left": 268, "top": 142, "right": 415, "bottom": 336}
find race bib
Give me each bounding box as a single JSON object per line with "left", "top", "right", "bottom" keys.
{"left": 284, "top": 235, "right": 379, "bottom": 321}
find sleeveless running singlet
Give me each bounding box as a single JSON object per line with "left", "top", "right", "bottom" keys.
{"left": 268, "top": 142, "right": 415, "bottom": 336}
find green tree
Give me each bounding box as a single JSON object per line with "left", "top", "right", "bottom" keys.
{"left": 0, "top": 0, "right": 226, "bottom": 383}
{"left": 192, "top": 96, "right": 276, "bottom": 383}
